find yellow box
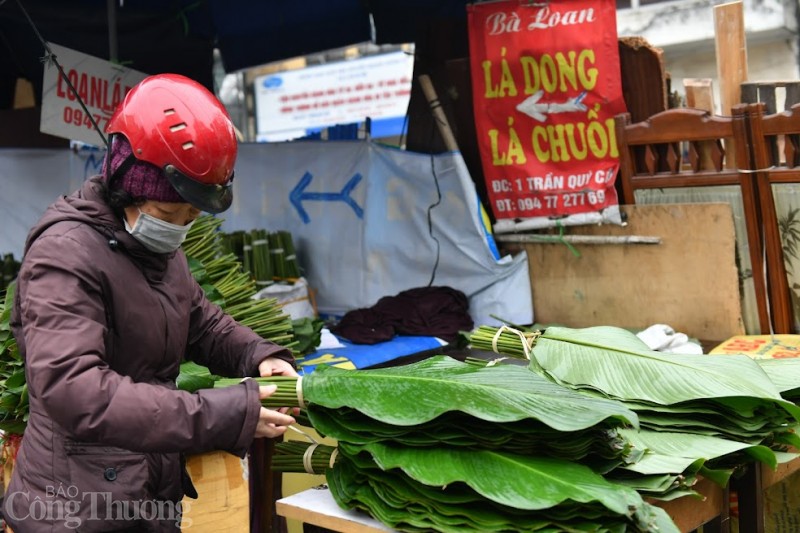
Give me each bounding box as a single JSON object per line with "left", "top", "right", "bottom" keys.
{"left": 708, "top": 335, "right": 800, "bottom": 359}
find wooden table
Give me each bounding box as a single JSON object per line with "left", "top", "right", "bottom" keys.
{"left": 734, "top": 454, "right": 800, "bottom": 533}
{"left": 651, "top": 477, "right": 729, "bottom": 533}
{"left": 277, "top": 486, "right": 392, "bottom": 533}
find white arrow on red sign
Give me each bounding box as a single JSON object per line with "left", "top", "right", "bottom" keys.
{"left": 516, "top": 90, "right": 588, "bottom": 122}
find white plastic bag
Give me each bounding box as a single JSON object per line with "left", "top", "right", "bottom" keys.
{"left": 252, "top": 277, "right": 316, "bottom": 320}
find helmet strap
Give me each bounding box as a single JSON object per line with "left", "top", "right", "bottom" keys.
{"left": 107, "top": 151, "right": 137, "bottom": 191}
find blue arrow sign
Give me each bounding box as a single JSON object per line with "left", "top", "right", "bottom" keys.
{"left": 290, "top": 171, "right": 364, "bottom": 224}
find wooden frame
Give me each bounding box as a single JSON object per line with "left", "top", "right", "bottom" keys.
{"left": 743, "top": 101, "right": 800, "bottom": 333}
{"left": 614, "top": 106, "right": 771, "bottom": 334}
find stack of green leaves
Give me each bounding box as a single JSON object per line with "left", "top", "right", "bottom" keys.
{"left": 225, "top": 356, "right": 640, "bottom": 468}
{"left": 0, "top": 285, "right": 26, "bottom": 435}
{"left": 222, "top": 357, "right": 685, "bottom": 531}
{"left": 470, "top": 325, "right": 800, "bottom": 499}
{"left": 275, "top": 439, "right": 678, "bottom": 533}
{"left": 332, "top": 441, "right": 679, "bottom": 533}
{"left": 608, "top": 428, "right": 790, "bottom": 501}
{"left": 183, "top": 215, "right": 295, "bottom": 348}
{"left": 2, "top": 254, "right": 20, "bottom": 292}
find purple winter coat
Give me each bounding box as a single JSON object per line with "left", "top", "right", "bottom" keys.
{"left": 4, "top": 176, "right": 294, "bottom": 532}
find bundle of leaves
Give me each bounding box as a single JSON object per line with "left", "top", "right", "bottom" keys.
{"left": 226, "top": 356, "right": 641, "bottom": 468}
{"left": 470, "top": 325, "right": 800, "bottom": 499}
{"left": 183, "top": 215, "right": 296, "bottom": 349}
{"left": 278, "top": 439, "right": 678, "bottom": 533}
{"left": 296, "top": 357, "right": 645, "bottom": 472}
{"left": 222, "top": 356, "right": 685, "bottom": 531}
{"left": 0, "top": 285, "right": 26, "bottom": 435}
{"left": 607, "top": 428, "right": 792, "bottom": 501}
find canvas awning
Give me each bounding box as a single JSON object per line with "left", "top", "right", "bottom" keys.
{"left": 0, "top": 0, "right": 471, "bottom": 107}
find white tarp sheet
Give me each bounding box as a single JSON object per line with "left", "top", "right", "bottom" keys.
{"left": 0, "top": 142, "right": 533, "bottom": 326}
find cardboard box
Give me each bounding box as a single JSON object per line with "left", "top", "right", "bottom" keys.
{"left": 181, "top": 451, "right": 250, "bottom": 532}
{"left": 708, "top": 335, "right": 800, "bottom": 359}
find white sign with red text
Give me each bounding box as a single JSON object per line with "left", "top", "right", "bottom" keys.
{"left": 40, "top": 42, "right": 148, "bottom": 147}
{"left": 254, "top": 51, "right": 414, "bottom": 142}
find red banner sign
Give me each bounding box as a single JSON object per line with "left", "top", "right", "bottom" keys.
{"left": 468, "top": 0, "right": 627, "bottom": 221}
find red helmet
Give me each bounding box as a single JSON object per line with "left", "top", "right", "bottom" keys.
{"left": 106, "top": 73, "right": 236, "bottom": 213}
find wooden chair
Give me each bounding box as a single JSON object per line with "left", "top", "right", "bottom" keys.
{"left": 614, "top": 106, "right": 771, "bottom": 334}
{"left": 743, "top": 101, "right": 800, "bottom": 333}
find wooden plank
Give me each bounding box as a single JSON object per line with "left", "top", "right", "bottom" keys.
{"left": 714, "top": 1, "right": 748, "bottom": 168}
{"left": 652, "top": 477, "right": 726, "bottom": 532}
{"left": 683, "top": 79, "right": 717, "bottom": 169}
{"left": 618, "top": 36, "right": 668, "bottom": 124}
{"left": 684, "top": 78, "right": 715, "bottom": 113}
{"left": 523, "top": 203, "right": 744, "bottom": 342}
{"left": 762, "top": 456, "right": 800, "bottom": 489}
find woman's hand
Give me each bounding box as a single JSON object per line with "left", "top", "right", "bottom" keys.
{"left": 259, "top": 357, "right": 298, "bottom": 378}
{"left": 254, "top": 385, "right": 296, "bottom": 438}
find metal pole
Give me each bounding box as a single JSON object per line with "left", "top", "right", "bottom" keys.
{"left": 494, "top": 234, "right": 662, "bottom": 245}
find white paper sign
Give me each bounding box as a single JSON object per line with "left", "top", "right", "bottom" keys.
{"left": 254, "top": 51, "right": 414, "bottom": 141}
{"left": 40, "top": 42, "right": 148, "bottom": 147}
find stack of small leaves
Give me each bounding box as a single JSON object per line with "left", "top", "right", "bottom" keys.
{"left": 183, "top": 215, "right": 295, "bottom": 348}
{"left": 470, "top": 325, "right": 800, "bottom": 500}
{"left": 0, "top": 285, "right": 26, "bottom": 435}
{"left": 222, "top": 356, "right": 679, "bottom": 532}
{"left": 1, "top": 253, "right": 20, "bottom": 292}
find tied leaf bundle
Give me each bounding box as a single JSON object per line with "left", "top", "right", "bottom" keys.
{"left": 183, "top": 215, "right": 295, "bottom": 348}
{"left": 220, "top": 228, "right": 301, "bottom": 283}
{"left": 273, "top": 441, "right": 338, "bottom": 474}
{"left": 328, "top": 441, "right": 678, "bottom": 533}
{"left": 219, "top": 356, "right": 679, "bottom": 531}
{"left": 471, "top": 324, "right": 800, "bottom": 499}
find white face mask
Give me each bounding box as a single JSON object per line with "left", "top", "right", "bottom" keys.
{"left": 124, "top": 210, "right": 194, "bottom": 254}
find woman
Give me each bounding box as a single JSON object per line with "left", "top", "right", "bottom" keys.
{"left": 4, "top": 74, "right": 297, "bottom": 532}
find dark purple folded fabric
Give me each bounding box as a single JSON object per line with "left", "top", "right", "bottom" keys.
{"left": 331, "top": 286, "right": 473, "bottom": 345}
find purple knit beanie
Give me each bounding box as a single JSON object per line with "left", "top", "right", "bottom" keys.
{"left": 106, "top": 135, "right": 185, "bottom": 203}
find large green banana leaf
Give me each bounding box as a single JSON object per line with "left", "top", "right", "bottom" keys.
{"left": 533, "top": 326, "right": 800, "bottom": 421}
{"left": 303, "top": 355, "right": 638, "bottom": 431}
{"left": 339, "top": 441, "right": 679, "bottom": 532}
{"left": 306, "top": 405, "right": 634, "bottom": 466}
{"left": 328, "top": 459, "right": 628, "bottom": 532}
{"left": 756, "top": 358, "right": 800, "bottom": 395}
{"left": 617, "top": 429, "right": 786, "bottom": 476}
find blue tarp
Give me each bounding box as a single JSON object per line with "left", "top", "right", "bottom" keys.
{"left": 295, "top": 335, "right": 446, "bottom": 375}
